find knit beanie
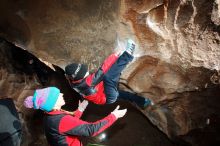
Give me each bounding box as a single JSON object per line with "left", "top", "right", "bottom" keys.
{"left": 24, "top": 87, "right": 60, "bottom": 112}
{"left": 65, "top": 63, "right": 88, "bottom": 81}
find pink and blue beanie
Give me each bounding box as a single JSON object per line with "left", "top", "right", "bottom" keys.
{"left": 24, "top": 87, "right": 60, "bottom": 112}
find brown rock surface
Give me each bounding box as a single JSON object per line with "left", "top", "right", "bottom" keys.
{"left": 119, "top": 0, "right": 220, "bottom": 139}
{"left": 0, "top": 0, "right": 220, "bottom": 145}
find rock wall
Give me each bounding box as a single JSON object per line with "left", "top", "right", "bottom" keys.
{"left": 119, "top": 0, "right": 220, "bottom": 140}
{"left": 0, "top": 0, "right": 119, "bottom": 69}
{"left": 0, "top": 0, "right": 220, "bottom": 145}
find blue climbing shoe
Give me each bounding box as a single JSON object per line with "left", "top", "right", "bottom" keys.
{"left": 142, "top": 98, "right": 154, "bottom": 109}
{"left": 125, "top": 39, "right": 135, "bottom": 55}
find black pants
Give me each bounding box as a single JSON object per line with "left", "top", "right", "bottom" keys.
{"left": 103, "top": 51, "right": 133, "bottom": 104}
{"left": 0, "top": 98, "right": 22, "bottom": 146}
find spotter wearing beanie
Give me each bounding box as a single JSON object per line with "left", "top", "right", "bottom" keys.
{"left": 65, "top": 63, "right": 88, "bottom": 81}
{"left": 24, "top": 87, "right": 60, "bottom": 112}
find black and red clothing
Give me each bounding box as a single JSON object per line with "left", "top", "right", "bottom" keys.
{"left": 70, "top": 51, "right": 133, "bottom": 104}
{"left": 43, "top": 109, "right": 116, "bottom": 146}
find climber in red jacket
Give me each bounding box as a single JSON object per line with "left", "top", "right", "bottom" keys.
{"left": 65, "top": 39, "right": 152, "bottom": 108}
{"left": 24, "top": 87, "right": 126, "bottom": 146}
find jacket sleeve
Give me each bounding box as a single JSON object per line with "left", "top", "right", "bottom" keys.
{"left": 73, "top": 109, "right": 83, "bottom": 118}
{"left": 85, "top": 53, "right": 119, "bottom": 87}
{"left": 59, "top": 114, "right": 117, "bottom": 137}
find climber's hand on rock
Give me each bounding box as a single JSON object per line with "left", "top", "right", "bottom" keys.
{"left": 111, "top": 105, "right": 127, "bottom": 119}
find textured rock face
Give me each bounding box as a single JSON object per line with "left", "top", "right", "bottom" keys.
{"left": 0, "top": 0, "right": 119, "bottom": 69}
{"left": 0, "top": 0, "right": 220, "bottom": 145}
{"left": 119, "top": 0, "right": 220, "bottom": 140}
{"left": 122, "top": 0, "right": 220, "bottom": 70}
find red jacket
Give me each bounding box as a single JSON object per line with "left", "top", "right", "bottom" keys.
{"left": 44, "top": 109, "right": 117, "bottom": 146}
{"left": 70, "top": 53, "right": 119, "bottom": 104}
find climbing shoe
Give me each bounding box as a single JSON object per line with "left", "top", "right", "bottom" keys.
{"left": 142, "top": 98, "right": 154, "bottom": 109}
{"left": 125, "top": 39, "right": 135, "bottom": 55}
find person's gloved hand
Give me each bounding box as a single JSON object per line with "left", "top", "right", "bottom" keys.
{"left": 78, "top": 100, "right": 89, "bottom": 112}
{"left": 111, "top": 105, "right": 127, "bottom": 119}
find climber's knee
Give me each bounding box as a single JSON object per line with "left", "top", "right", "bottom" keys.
{"left": 106, "top": 92, "right": 119, "bottom": 104}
